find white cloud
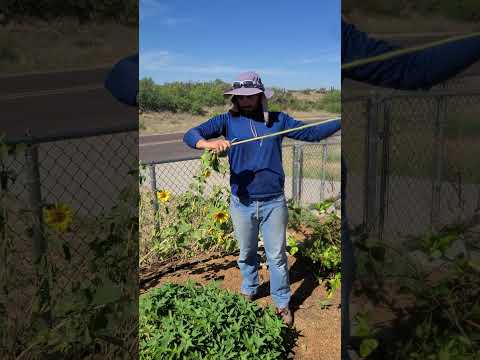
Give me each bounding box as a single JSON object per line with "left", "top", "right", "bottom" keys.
{"left": 140, "top": 50, "right": 174, "bottom": 71}
{"left": 140, "top": 0, "right": 192, "bottom": 26}
{"left": 140, "top": 49, "right": 295, "bottom": 77}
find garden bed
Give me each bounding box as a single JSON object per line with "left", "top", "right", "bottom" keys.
{"left": 140, "top": 252, "right": 341, "bottom": 360}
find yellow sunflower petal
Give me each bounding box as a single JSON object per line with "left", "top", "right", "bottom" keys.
{"left": 156, "top": 189, "right": 171, "bottom": 203}
{"left": 43, "top": 203, "right": 73, "bottom": 233}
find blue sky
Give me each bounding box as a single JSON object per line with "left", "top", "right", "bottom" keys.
{"left": 140, "top": 0, "right": 340, "bottom": 90}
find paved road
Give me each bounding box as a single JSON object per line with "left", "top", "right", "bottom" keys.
{"left": 2, "top": 67, "right": 137, "bottom": 219}
{"left": 1, "top": 67, "right": 136, "bottom": 142}
{"left": 139, "top": 117, "right": 340, "bottom": 164}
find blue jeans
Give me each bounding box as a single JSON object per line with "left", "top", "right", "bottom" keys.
{"left": 229, "top": 193, "right": 290, "bottom": 309}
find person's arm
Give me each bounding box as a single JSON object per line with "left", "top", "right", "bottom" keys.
{"left": 283, "top": 113, "right": 340, "bottom": 142}
{"left": 342, "top": 20, "right": 480, "bottom": 90}
{"left": 104, "top": 54, "right": 138, "bottom": 106}
{"left": 183, "top": 113, "right": 230, "bottom": 152}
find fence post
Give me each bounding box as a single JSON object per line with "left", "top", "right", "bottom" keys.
{"left": 364, "top": 93, "right": 380, "bottom": 239}
{"left": 431, "top": 95, "right": 446, "bottom": 233}
{"left": 320, "top": 143, "right": 327, "bottom": 201}
{"left": 25, "top": 143, "right": 51, "bottom": 326}
{"left": 149, "top": 164, "right": 160, "bottom": 232}
{"left": 378, "top": 99, "right": 391, "bottom": 242}
{"left": 292, "top": 144, "right": 304, "bottom": 206}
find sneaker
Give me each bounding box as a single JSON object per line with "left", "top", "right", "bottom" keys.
{"left": 276, "top": 306, "right": 293, "bottom": 327}
{"left": 240, "top": 292, "right": 257, "bottom": 302}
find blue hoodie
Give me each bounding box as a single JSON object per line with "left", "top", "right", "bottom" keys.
{"left": 342, "top": 20, "right": 480, "bottom": 88}
{"left": 183, "top": 112, "right": 340, "bottom": 199}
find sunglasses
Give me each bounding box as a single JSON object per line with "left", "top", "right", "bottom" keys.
{"left": 232, "top": 80, "right": 264, "bottom": 90}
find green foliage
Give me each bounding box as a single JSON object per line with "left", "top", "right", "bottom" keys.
{"left": 151, "top": 149, "right": 236, "bottom": 260}
{"left": 139, "top": 78, "right": 230, "bottom": 115}
{"left": 352, "top": 312, "right": 379, "bottom": 358}
{"left": 393, "top": 259, "right": 480, "bottom": 359}
{"left": 19, "top": 170, "right": 138, "bottom": 357}
{"left": 140, "top": 282, "right": 295, "bottom": 359}
{"left": 286, "top": 199, "right": 319, "bottom": 231}
{"left": 318, "top": 90, "right": 341, "bottom": 113}
{"left": 269, "top": 88, "right": 341, "bottom": 113}
{"left": 287, "top": 234, "right": 299, "bottom": 256}
{"left": 351, "top": 223, "right": 480, "bottom": 358}
{"left": 287, "top": 199, "right": 342, "bottom": 300}
{"left": 302, "top": 214, "right": 341, "bottom": 273}
{"left": 139, "top": 78, "right": 341, "bottom": 115}
{"left": 406, "top": 227, "right": 462, "bottom": 259}
{"left": 1, "top": 0, "right": 138, "bottom": 24}
{"left": 312, "top": 198, "right": 336, "bottom": 214}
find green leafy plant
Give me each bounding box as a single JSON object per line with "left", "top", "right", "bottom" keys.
{"left": 302, "top": 214, "right": 341, "bottom": 273}
{"left": 149, "top": 149, "right": 235, "bottom": 261}
{"left": 350, "top": 221, "right": 480, "bottom": 358}
{"left": 24, "top": 177, "right": 139, "bottom": 358}
{"left": 286, "top": 199, "right": 342, "bottom": 302}
{"left": 311, "top": 198, "right": 336, "bottom": 214}
{"left": 140, "top": 281, "right": 297, "bottom": 359}
{"left": 1, "top": 154, "right": 139, "bottom": 358}
{"left": 352, "top": 312, "right": 379, "bottom": 358}
{"left": 287, "top": 234, "right": 299, "bottom": 256}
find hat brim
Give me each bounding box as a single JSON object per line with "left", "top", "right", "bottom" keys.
{"left": 224, "top": 87, "right": 274, "bottom": 99}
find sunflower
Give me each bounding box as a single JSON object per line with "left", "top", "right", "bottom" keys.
{"left": 156, "top": 189, "right": 171, "bottom": 203}
{"left": 43, "top": 203, "right": 73, "bottom": 233}
{"left": 212, "top": 210, "right": 229, "bottom": 224}
{"left": 217, "top": 234, "right": 226, "bottom": 244}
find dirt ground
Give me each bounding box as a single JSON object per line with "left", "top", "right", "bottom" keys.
{"left": 140, "top": 252, "right": 341, "bottom": 360}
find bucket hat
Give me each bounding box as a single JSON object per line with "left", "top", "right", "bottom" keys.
{"left": 224, "top": 71, "right": 274, "bottom": 99}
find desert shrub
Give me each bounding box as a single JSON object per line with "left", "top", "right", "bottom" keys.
{"left": 138, "top": 79, "right": 229, "bottom": 115}
{"left": 139, "top": 78, "right": 341, "bottom": 115}
{"left": 318, "top": 90, "right": 341, "bottom": 113}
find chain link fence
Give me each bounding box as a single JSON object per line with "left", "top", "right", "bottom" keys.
{"left": 140, "top": 134, "right": 341, "bottom": 214}
{"left": 343, "top": 89, "right": 480, "bottom": 242}
{"left": 1, "top": 128, "right": 138, "bottom": 358}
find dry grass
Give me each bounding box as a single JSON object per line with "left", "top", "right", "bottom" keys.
{"left": 140, "top": 108, "right": 339, "bottom": 135}
{"left": 0, "top": 19, "right": 137, "bottom": 74}
{"left": 139, "top": 185, "right": 156, "bottom": 261}
{"left": 345, "top": 11, "right": 480, "bottom": 34}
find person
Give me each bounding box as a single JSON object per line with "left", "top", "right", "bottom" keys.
{"left": 341, "top": 18, "right": 480, "bottom": 359}
{"left": 104, "top": 53, "right": 139, "bottom": 106}
{"left": 183, "top": 71, "right": 341, "bottom": 326}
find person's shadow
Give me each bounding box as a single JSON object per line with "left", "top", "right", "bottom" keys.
{"left": 255, "top": 255, "right": 322, "bottom": 312}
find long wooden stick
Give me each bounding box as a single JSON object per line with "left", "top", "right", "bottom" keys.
{"left": 342, "top": 32, "right": 480, "bottom": 70}
{"left": 230, "top": 117, "right": 341, "bottom": 146}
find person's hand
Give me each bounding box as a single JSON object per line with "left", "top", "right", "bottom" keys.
{"left": 196, "top": 139, "right": 231, "bottom": 154}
